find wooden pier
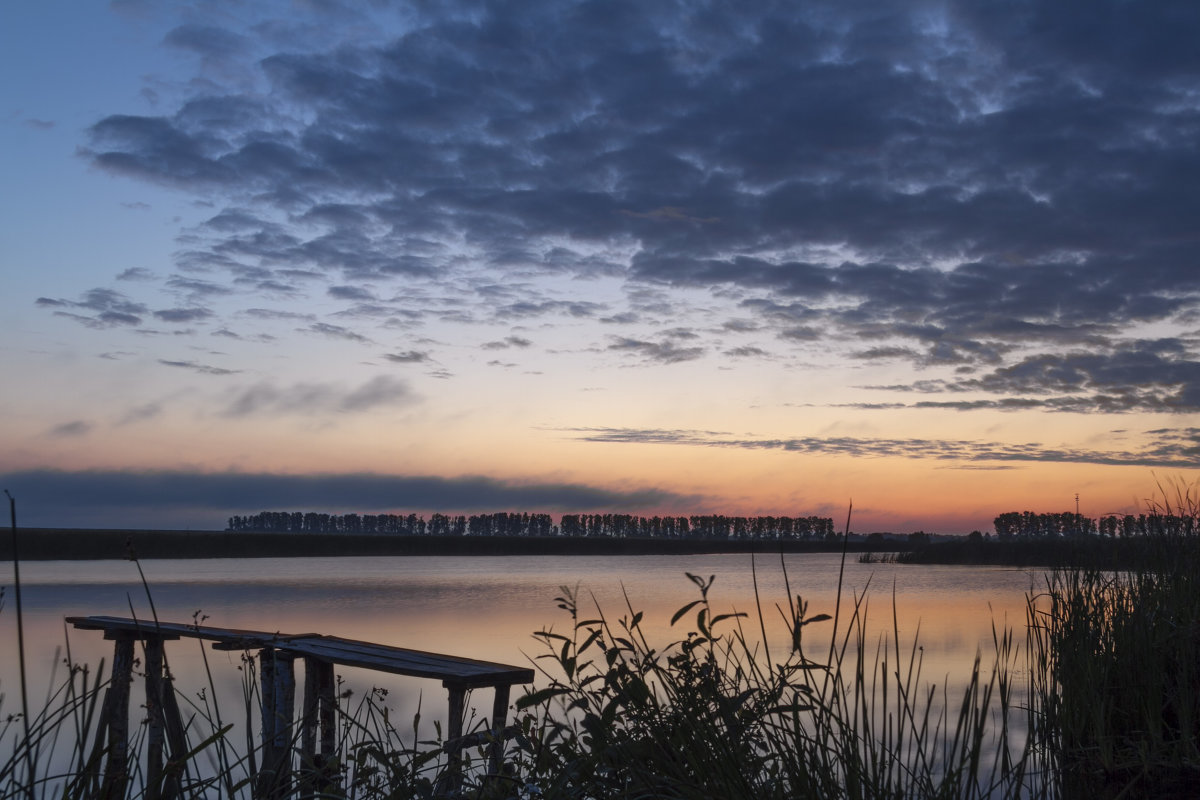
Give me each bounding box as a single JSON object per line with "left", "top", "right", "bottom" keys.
{"left": 67, "top": 615, "right": 535, "bottom": 799}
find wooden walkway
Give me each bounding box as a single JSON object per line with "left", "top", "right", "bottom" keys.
{"left": 67, "top": 615, "right": 535, "bottom": 799}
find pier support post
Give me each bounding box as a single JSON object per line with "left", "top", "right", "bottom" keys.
{"left": 434, "top": 684, "right": 467, "bottom": 795}
{"left": 100, "top": 635, "right": 135, "bottom": 800}
{"left": 489, "top": 684, "right": 512, "bottom": 777}
{"left": 255, "top": 647, "right": 296, "bottom": 800}
{"left": 299, "top": 657, "right": 336, "bottom": 798}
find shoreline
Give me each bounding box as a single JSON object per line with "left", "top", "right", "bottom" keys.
{"left": 2, "top": 527, "right": 865, "bottom": 560}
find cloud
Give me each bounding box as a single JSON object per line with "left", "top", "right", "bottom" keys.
{"left": 158, "top": 359, "right": 240, "bottom": 375}
{"left": 220, "top": 375, "right": 415, "bottom": 417}
{"left": 0, "top": 469, "right": 696, "bottom": 528}
{"left": 481, "top": 336, "right": 533, "bottom": 350}
{"left": 383, "top": 350, "right": 430, "bottom": 363}
{"left": 608, "top": 337, "right": 704, "bottom": 365}
{"left": 724, "top": 346, "right": 771, "bottom": 359}
{"left": 562, "top": 426, "right": 1200, "bottom": 469}
{"left": 302, "top": 322, "right": 372, "bottom": 343}
{"left": 154, "top": 307, "right": 213, "bottom": 323}
{"left": 47, "top": 420, "right": 92, "bottom": 438}
{"left": 117, "top": 267, "right": 155, "bottom": 281}
{"left": 36, "top": 288, "right": 147, "bottom": 327}
{"left": 66, "top": 0, "right": 1200, "bottom": 410}
{"left": 328, "top": 285, "right": 376, "bottom": 301}
{"left": 116, "top": 402, "right": 163, "bottom": 426}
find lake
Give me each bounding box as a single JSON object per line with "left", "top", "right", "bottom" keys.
{"left": 2, "top": 552, "right": 1045, "bottom": 742}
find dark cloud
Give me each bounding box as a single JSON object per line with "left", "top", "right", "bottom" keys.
{"left": 36, "top": 288, "right": 148, "bottom": 327}
{"left": 382, "top": 350, "right": 430, "bottom": 363}
{"left": 154, "top": 307, "right": 213, "bottom": 323}
{"left": 564, "top": 426, "right": 1200, "bottom": 469}
{"left": 302, "top": 322, "right": 372, "bottom": 343}
{"left": 481, "top": 335, "right": 533, "bottom": 350}
{"left": 158, "top": 359, "right": 240, "bottom": 375}
{"left": 608, "top": 337, "right": 704, "bottom": 365}
{"left": 0, "top": 468, "right": 694, "bottom": 528}
{"left": 220, "top": 375, "right": 414, "bottom": 416}
{"left": 48, "top": 420, "right": 92, "bottom": 438}
{"left": 165, "top": 276, "right": 235, "bottom": 298}
{"left": 69, "top": 0, "right": 1200, "bottom": 408}
{"left": 724, "top": 346, "right": 770, "bottom": 359}
{"left": 865, "top": 340, "right": 1200, "bottom": 412}
{"left": 328, "top": 285, "right": 376, "bottom": 301}
{"left": 117, "top": 267, "right": 156, "bottom": 281}
{"left": 116, "top": 402, "right": 163, "bottom": 426}
{"left": 243, "top": 308, "right": 315, "bottom": 321}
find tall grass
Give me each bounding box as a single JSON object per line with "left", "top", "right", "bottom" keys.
{"left": 1027, "top": 481, "right": 1200, "bottom": 798}
{"left": 5, "top": 496, "right": 1200, "bottom": 798}
{"left": 508, "top": 558, "right": 1044, "bottom": 800}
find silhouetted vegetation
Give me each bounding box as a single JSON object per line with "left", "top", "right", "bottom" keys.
{"left": 226, "top": 511, "right": 836, "bottom": 540}
{"left": 993, "top": 509, "right": 1198, "bottom": 539}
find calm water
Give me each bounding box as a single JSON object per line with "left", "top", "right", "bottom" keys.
{"left": 1, "top": 553, "right": 1045, "bottom": 737}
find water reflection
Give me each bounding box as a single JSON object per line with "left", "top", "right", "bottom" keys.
{"left": 2, "top": 553, "right": 1044, "bottom": 742}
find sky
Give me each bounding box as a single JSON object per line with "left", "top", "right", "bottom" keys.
{"left": 2, "top": 0, "right": 1199, "bottom": 534}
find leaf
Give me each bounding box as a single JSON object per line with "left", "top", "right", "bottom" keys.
{"left": 800, "top": 613, "right": 833, "bottom": 627}
{"left": 516, "top": 686, "right": 570, "bottom": 709}
{"left": 671, "top": 600, "right": 704, "bottom": 626}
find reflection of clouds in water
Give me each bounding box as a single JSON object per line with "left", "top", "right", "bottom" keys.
{"left": 4, "top": 554, "right": 1042, "bottom": 749}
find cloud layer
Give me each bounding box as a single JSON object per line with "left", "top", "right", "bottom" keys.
{"left": 1, "top": 469, "right": 694, "bottom": 529}
{"left": 51, "top": 0, "right": 1200, "bottom": 412}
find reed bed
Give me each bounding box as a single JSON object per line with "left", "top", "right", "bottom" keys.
{"left": 4, "top": 522, "right": 1200, "bottom": 797}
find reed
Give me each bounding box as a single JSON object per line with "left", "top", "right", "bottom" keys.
{"left": 510, "top": 556, "right": 1045, "bottom": 799}
{"left": 4, "top": 491, "right": 1199, "bottom": 798}
{"left": 1026, "top": 486, "right": 1200, "bottom": 797}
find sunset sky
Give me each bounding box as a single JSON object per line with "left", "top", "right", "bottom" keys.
{"left": 3, "top": 0, "right": 1199, "bottom": 533}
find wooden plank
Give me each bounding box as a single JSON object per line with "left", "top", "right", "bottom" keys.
{"left": 68, "top": 615, "right": 321, "bottom": 648}
{"left": 274, "top": 638, "right": 533, "bottom": 686}
{"left": 70, "top": 616, "right": 532, "bottom": 686}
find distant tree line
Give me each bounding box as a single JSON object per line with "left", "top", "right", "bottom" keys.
{"left": 994, "top": 511, "right": 1198, "bottom": 539}
{"left": 226, "top": 511, "right": 835, "bottom": 540}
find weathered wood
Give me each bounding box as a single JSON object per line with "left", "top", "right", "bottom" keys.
{"left": 68, "top": 615, "right": 318, "bottom": 647}
{"left": 274, "top": 653, "right": 297, "bottom": 796}
{"left": 299, "top": 660, "right": 319, "bottom": 800}
{"left": 315, "top": 660, "right": 337, "bottom": 794}
{"left": 145, "top": 637, "right": 167, "bottom": 800}
{"left": 101, "top": 635, "right": 135, "bottom": 800}
{"left": 255, "top": 648, "right": 279, "bottom": 800}
{"left": 438, "top": 685, "right": 468, "bottom": 795}
{"left": 489, "top": 684, "right": 513, "bottom": 776}
{"left": 68, "top": 615, "right": 534, "bottom": 797}
{"left": 273, "top": 636, "right": 534, "bottom": 685}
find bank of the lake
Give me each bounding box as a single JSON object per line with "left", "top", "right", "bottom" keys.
{"left": 2, "top": 527, "right": 877, "bottom": 560}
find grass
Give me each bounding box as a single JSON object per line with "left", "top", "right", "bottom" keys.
{"left": 508, "top": 560, "right": 1042, "bottom": 800}
{"left": 1027, "top": 539, "right": 1200, "bottom": 796}
{"left": 4, "top": 498, "right": 1200, "bottom": 798}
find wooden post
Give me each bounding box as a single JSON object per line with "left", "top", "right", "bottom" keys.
{"left": 438, "top": 684, "right": 467, "bottom": 795}
{"left": 272, "top": 653, "right": 296, "bottom": 796}
{"left": 298, "top": 658, "right": 337, "bottom": 796}
{"left": 255, "top": 647, "right": 278, "bottom": 800}
{"left": 144, "top": 637, "right": 167, "bottom": 800}
{"left": 299, "top": 658, "right": 319, "bottom": 799}
{"left": 101, "top": 635, "right": 135, "bottom": 800}
{"left": 489, "top": 684, "right": 512, "bottom": 776}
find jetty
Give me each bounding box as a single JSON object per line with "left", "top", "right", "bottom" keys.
{"left": 67, "top": 615, "right": 535, "bottom": 799}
